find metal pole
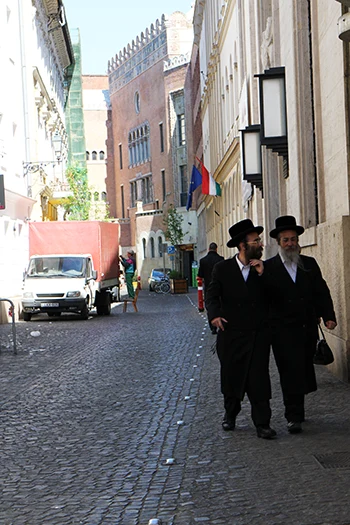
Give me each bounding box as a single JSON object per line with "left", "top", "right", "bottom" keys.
{"left": 162, "top": 243, "right": 167, "bottom": 277}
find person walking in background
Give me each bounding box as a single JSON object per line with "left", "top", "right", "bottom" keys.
{"left": 198, "top": 242, "right": 224, "bottom": 334}
{"left": 206, "top": 219, "right": 276, "bottom": 439}
{"left": 129, "top": 250, "right": 137, "bottom": 273}
{"left": 119, "top": 251, "right": 135, "bottom": 299}
{"left": 264, "top": 216, "right": 337, "bottom": 434}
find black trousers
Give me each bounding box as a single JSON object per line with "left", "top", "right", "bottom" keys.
{"left": 224, "top": 396, "right": 271, "bottom": 427}
{"left": 283, "top": 393, "right": 305, "bottom": 422}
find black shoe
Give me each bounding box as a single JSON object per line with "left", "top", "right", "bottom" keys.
{"left": 256, "top": 425, "right": 277, "bottom": 439}
{"left": 222, "top": 418, "right": 235, "bottom": 431}
{"left": 287, "top": 421, "right": 302, "bottom": 434}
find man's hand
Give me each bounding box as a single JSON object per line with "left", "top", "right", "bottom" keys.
{"left": 211, "top": 317, "right": 228, "bottom": 331}
{"left": 325, "top": 320, "right": 337, "bottom": 330}
{"left": 250, "top": 259, "right": 264, "bottom": 275}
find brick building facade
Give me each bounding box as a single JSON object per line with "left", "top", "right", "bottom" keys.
{"left": 106, "top": 11, "right": 197, "bottom": 284}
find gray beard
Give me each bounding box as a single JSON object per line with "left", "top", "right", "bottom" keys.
{"left": 278, "top": 246, "right": 301, "bottom": 266}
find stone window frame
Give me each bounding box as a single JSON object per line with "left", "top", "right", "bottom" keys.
{"left": 128, "top": 122, "right": 150, "bottom": 167}
{"left": 177, "top": 113, "right": 186, "bottom": 146}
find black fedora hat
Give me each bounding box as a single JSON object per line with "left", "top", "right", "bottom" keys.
{"left": 227, "top": 219, "right": 263, "bottom": 248}
{"left": 269, "top": 215, "right": 304, "bottom": 238}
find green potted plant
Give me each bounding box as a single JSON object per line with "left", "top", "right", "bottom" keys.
{"left": 163, "top": 205, "right": 188, "bottom": 293}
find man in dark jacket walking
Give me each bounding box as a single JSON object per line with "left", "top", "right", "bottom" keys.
{"left": 198, "top": 242, "right": 224, "bottom": 334}
{"left": 264, "top": 215, "right": 337, "bottom": 434}
{"left": 206, "top": 219, "right": 276, "bottom": 439}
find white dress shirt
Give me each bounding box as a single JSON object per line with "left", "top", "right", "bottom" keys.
{"left": 278, "top": 252, "right": 297, "bottom": 283}
{"left": 236, "top": 254, "right": 251, "bottom": 282}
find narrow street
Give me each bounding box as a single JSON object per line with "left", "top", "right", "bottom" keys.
{"left": 0, "top": 290, "right": 349, "bottom": 525}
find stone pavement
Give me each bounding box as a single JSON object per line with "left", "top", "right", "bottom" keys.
{"left": 0, "top": 289, "right": 350, "bottom": 525}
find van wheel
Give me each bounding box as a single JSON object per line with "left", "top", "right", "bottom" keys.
{"left": 23, "top": 312, "right": 32, "bottom": 322}
{"left": 96, "top": 292, "right": 111, "bottom": 315}
{"left": 102, "top": 294, "right": 111, "bottom": 315}
{"left": 80, "top": 301, "right": 89, "bottom": 320}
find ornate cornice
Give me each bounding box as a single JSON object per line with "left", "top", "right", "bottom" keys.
{"left": 164, "top": 52, "right": 190, "bottom": 71}
{"left": 108, "top": 15, "right": 166, "bottom": 73}
{"left": 34, "top": 0, "right": 73, "bottom": 72}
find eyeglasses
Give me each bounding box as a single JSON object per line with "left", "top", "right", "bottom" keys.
{"left": 280, "top": 236, "right": 298, "bottom": 243}
{"left": 246, "top": 238, "right": 263, "bottom": 245}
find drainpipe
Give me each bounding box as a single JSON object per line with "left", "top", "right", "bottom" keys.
{"left": 342, "top": 5, "right": 350, "bottom": 194}
{"left": 18, "top": 0, "right": 32, "bottom": 197}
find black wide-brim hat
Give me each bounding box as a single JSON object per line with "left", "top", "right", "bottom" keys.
{"left": 227, "top": 219, "right": 264, "bottom": 248}
{"left": 269, "top": 215, "right": 304, "bottom": 238}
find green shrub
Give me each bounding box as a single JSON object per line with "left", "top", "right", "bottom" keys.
{"left": 169, "top": 270, "right": 183, "bottom": 279}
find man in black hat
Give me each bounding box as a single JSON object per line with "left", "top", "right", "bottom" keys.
{"left": 206, "top": 219, "right": 276, "bottom": 439}
{"left": 264, "top": 215, "right": 337, "bottom": 434}
{"left": 198, "top": 242, "right": 224, "bottom": 334}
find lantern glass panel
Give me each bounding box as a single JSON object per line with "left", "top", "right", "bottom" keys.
{"left": 244, "top": 132, "right": 261, "bottom": 175}
{"left": 262, "top": 77, "right": 286, "bottom": 138}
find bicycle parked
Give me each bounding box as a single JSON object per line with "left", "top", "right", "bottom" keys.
{"left": 154, "top": 276, "right": 171, "bottom": 294}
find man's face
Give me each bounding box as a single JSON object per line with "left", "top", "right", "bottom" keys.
{"left": 244, "top": 231, "right": 263, "bottom": 260}
{"left": 278, "top": 230, "right": 299, "bottom": 253}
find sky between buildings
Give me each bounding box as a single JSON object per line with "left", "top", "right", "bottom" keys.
{"left": 63, "top": 0, "right": 194, "bottom": 75}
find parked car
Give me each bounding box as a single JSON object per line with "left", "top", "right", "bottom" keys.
{"left": 148, "top": 268, "right": 171, "bottom": 291}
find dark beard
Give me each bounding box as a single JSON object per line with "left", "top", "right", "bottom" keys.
{"left": 246, "top": 244, "right": 263, "bottom": 261}
{"left": 279, "top": 246, "right": 301, "bottom": 265}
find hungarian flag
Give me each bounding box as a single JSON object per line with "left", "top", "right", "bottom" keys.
{"left": 196, "top": 157, "right": 221, "bottom": 196}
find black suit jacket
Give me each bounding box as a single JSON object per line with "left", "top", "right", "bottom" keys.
{"left": 263, "top": 253, "right": 336, "bottom": 394}
{"left": 264, "top": 254, "right": 336, "bottom": 326}
{"left": 198, "top": 251, "right": 224, "bottom": 292}
{"left": 205, "top": 257, "right": 271, "bottom": 400}
{"left": 206, "top": 257, "right": 269, "bottom": 331}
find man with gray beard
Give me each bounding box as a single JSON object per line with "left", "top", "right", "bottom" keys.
{"left": 264, "top": 216, "right": 337, "bottom": 434}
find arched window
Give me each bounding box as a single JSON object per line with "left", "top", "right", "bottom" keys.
{"left": 92, "top": 151, "right": 97, "bottom": 160}
{"left": 101, "top": 191, "right": 107, "bottom": 201}
{"left": 158, "top": 236, "right": 163, "bottom": 257}
{"left": 86, "top": 151, "right": 90, "bottom": 161}
{"left": 94, "top": 191, "right": 99, "bottom": 201}
{"left": 150, "top": 237, "right": 155, "bottom": 258}
{"left": 142, "top": 238, "right": 147, "bottom": 259}
{"left": 128, "top": 121, "right": 151, "bottom": 167}
{"left": 99, "top": 151, "right": 105, "bottom": 160}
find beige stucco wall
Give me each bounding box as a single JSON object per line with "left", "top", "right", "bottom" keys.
{"left": 276, "top": 1, "right": 350, "bottom": 380}
{"left": 82, "top": 76, "right": 109, "bottom": 220}
{"left": 194, "top": 0, "right": 350, "bottom": 381}
{"left": 312, "top": 4, "right": 349, "bottom": 223}
{"left": 300, "top": 217, "right": 350, "bottom": 382}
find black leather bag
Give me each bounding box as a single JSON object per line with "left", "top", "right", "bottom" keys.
{"left": 313, "top": 324, "right": 334, "bottom": 365}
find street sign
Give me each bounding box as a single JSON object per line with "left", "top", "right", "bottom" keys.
{"left": 167, "top": 245, "right": 175, "bottom": 254}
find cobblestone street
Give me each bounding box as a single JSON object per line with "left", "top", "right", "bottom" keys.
{"left": 0, "top": 289, "right": 350, "bottom": 525}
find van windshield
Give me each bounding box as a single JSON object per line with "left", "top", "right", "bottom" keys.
{"left": 27, "top": 257, "right": 85, "bottom": 278}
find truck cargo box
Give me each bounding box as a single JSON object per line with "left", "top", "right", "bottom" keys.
{"left": 29, "top": 221, "right": 119, "bottom": 283}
